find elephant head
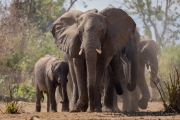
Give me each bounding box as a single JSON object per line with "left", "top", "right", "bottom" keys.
{"left": 47, "top": 58, "right": 69, "bottom": 104}
{"left": 51, "top": 8, "right": 137, "bottom": 94}
{"left": 139, "top": 38, "right": 160, "bottom": 88}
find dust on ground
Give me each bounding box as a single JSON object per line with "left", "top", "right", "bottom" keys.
{"left": 0, "top": 102, "right": 179, "bottom": 120}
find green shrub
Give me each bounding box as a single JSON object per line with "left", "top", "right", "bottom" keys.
{"left": 5, "top": 101, "right": 20, "bottom": 114}
{"left": 154, "top": 67, "right": 180, "bottom": 113}
{"left": 13, "top": 82, "right": 36, "bottom": 102}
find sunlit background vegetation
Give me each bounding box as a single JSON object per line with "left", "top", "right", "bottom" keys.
{"left": 0, "top": 0, "right": 180, "bottom": 111}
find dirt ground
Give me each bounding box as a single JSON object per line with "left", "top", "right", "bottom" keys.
{"left": 0, "top": 101, "right": 179, "bottom": 120}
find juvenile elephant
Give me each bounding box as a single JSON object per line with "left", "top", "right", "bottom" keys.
{"left": 104, "top": 35, "right": 160, "bottom": 112}
{"left": 51, "top": 8, "right": 138, "bottom": 112}
{"left": 34, "top": 54, "right": 69, "bottom": 112}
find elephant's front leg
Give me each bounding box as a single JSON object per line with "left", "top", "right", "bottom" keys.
{"left": 136, "top": 63, "right": 150, "bottom": 109}
{"left": 121, "top": 82, "right": 131, "bottom": 112}
{"left": 35, "top": 85, "right": 43, "bottom": 112}
{"left": 74, "top": 59, "right": 88, "bottom": 112}
{"left": 48, "top": 81, "right": 57, "bottom": 112}
{"left": 103, "top": 66, "right": 115, "bottom": 112}
{"left": 130, "top": 87, "right": 139, "bottom": 111}
{"left": 95, "top": 56, "right": 113, "bottom": 112}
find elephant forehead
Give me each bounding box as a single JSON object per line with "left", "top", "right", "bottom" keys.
{"left": 81, "top": 13, "right": 104, "bottom": 24}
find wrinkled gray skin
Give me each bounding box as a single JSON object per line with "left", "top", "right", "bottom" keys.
{"left": 51, "top": 8, "right": 137, "bottom": 112}
{"left": 104, "top": 36, "right": 160, "bottom": 112}
{"left": 34, "top": 55, "right": 69, "bottom": 112}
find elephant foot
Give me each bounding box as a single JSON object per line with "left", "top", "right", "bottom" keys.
{"left": 70, "top": 105, "right": 80, "bottom": 112}
{"left": 94, "top": 107, "right": 102, "bottom": 112}
{"left": 49, "top": 110, "right": 57, "bottom": 112}
{"left": 130, "top": 107, "right": 139, "bottom": 112}
{"left": 113, "top": 107, "right": 121, "bottom": 113}
{"left": 61, "top": 103, "right": 69, "bottom": 112}
{"left": 36, "top": 105, "right": 41, "bottom": 112}
{"left": 138, "top": 98, "right": 148, "bottom": 109}
{"left": 77, "top": 99, "right": 88, "bottom": 112}
{"left": 102, "top": 106, "right": 113, "bottom": 112}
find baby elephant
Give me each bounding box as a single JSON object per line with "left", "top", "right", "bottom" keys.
{"left": 34, "top": 54, "right": 69, "bottom": 112}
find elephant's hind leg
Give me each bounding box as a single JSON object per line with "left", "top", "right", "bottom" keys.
{"left": 35, "top": 85, "right": 43, "bottom": 112}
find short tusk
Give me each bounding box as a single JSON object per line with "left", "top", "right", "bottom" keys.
{"left": 96, "top": 49, "right": 102, "bottom": 54}
{"left": 79, "top": 49, "right": 83, "bottom": 55}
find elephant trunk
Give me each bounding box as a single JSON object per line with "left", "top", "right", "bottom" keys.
{"left": 126, "top": 36, "right": 138, "bottom": 91}
{"left": 85, "top": 47, "right": 97, "bottom": 111}
{"left": 60, "top": 79, "right": 69, "bottom": 103}
{"left": 149, "top": 55, "right": 159, "bottom": 88}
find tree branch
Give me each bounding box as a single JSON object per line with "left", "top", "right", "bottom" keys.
{"left": 66, "top": 0, "right": 77, "bottom": 11}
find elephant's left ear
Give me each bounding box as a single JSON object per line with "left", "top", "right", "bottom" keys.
{"left": 99, "top": 8, "right": 136, "bottom": 57}
{"left": 51, "top": 10, "right": 84, "bottom": 58}
{"left": 47, "top": 65, "right": 54, "bottom": 81}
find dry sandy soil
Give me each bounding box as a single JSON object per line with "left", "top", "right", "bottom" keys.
{"left": 0, "top": 101, "right": 179, "bottom": 120}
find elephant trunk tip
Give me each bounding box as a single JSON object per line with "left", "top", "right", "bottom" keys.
{"left": 127, "top": 83, "right": 136, "bottom": 91}
{"left": 114, "top": 82, "right": 123, "bottom": 95}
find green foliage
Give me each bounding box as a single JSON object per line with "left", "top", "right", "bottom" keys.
{"left": 5, "top": 101, "right": 20, "bottom": 114}
{"left": 159, "top": 45, "right": 180, "bottom": 80}
{"left": 30, "top": 0, "right": 65, "bottom": 32}
{"left": 155, "top": 45, "right": 180, "bottom": 112}
{"left": 154, "top": 67, "right": 180, "bottom": 113}
{"left": 13, "top": 82, "right": 36, "bottom": 101}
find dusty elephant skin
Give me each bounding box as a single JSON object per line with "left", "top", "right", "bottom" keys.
{"left": 34, "top": 54, "right": 69, "bottom": 112}
{"left": 104, "top": 33, "right": 160, "bottom": 112}
{"left": 51, "top": 8, "right": 137, "bottom": 112}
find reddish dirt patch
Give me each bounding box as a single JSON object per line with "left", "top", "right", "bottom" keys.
{"left": 0, "top": 102, "right": 179, "bottom": 120}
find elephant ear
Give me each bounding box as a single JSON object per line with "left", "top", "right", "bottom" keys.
{"left": 51, "top": 10, "right": 84, "bottom": 58}
{"left": 99, "top": 8, "right": 136, "bottom": 57}
{"left": 46, "top": 62, "right": 54, "bottom": 81}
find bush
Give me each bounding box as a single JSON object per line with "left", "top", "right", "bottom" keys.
{"left": 13, "top": 82, "right": 36, "bottom": 102}
{"left": 5, "top": 101, "right": 20, "bottom": 114}
{"left": 154, "top": 67, "right": 180, "bottom": 113}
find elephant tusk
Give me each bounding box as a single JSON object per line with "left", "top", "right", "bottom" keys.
{"left": 79, "top": 49, "right": 83, "bottom": 55}
{"left": 96, "top": 49, "right": 102, "bottom": 54}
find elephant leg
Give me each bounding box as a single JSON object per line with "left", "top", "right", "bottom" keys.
{"left": 113, "top": 90, "right": 121, "bottom": 112}
{"left": 103, "top": 66, "right": 114, "bottom": 112}
{"left": 47, "top": 93, "right": 50, "bottom": 112}
{"left": 137, "top": 76, "right": 150, "bottom": 109}
{"left": 66, "top": 56, "right": 79, "bottom": 112}
{"left": 95, "top": 56, "right": 113, "bottom": 112}
{"left": 130, "top": 87, "right": 139, "bottom": 112}
{"left": 35, "top": 85, "right": 42, "bottom": 112}
{"left": 121, "top": 82, "right": 131, "bottom": 112}
{"left": 48, "top": 81, "right": 57, "bottom": 112}
{"left": 74, "top": 59, "right": 88, "bottom": 112}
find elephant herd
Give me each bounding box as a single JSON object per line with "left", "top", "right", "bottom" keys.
{"left": 34, "top": 8, "right": 159, "bottom": 113}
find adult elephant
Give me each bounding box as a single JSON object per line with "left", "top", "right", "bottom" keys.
{"left": 104, "top": 35, "right": 160, "bottom": 112}
{"left": 51, "top": 8, "right": 138, "bottom": 112}
{"left": 34, "top": 55, "right": 69, "bottom": 112}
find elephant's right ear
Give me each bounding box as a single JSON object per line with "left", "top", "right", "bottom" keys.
{"left": 51, "top": 10, "right": 84, "bottom": 58}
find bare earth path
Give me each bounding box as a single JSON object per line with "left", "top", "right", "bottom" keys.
{"left": 0, "top": 102, "right": 179, "bottom": 120}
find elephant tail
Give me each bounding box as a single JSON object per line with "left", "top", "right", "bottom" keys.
{"left": 41, "top": 92, "right": 45, "bottom": 102}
